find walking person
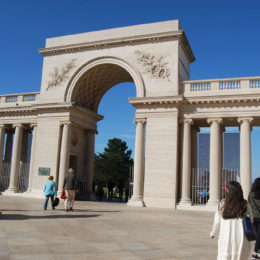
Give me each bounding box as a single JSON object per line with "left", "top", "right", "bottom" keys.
{"left": 210, "top": 181, "right": 253, "bottom": 260}
{"left": 63, "top": 168, "right": 77, "bottom": 212}
{"left": 248, "top": 178, "right": 260, "bottom": 259}
{"left": 43, "top": 176, "right": 57, "bottom": 210}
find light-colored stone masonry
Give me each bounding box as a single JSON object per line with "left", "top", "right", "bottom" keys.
{"left": 0, "top": 20, "right": 259, "bottom": 210}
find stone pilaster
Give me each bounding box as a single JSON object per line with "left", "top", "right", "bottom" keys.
{"left": 207, "top": 118, "right": 223, "bottom": 206}
{"left": 26, "top": 124, "right": 37, "bottom": 193}
{"left": 179, "top": 119, "right": 193, "bottom": 206}
{"left": 7, "top": 124, "right": 23, "bottom": 192}
{"left": 238, "top": 117, "right": 253, "bottom": 199}
{"left": 86, "top": 130, "right": 96, "bottom": 200}
{"left": 58, "top": 122, "right": 71, "bottom": 193}
{"left": 127, "top": 118, "right": 146, "bottom": 207}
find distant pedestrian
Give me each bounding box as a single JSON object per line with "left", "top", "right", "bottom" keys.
{"left": 63, "top": 168, "right": 77, "bottom": 212}
{"left": 210, "top": 181, "right": 252, "bottom": 260}
{"left": 43, "top": 176, "right": 57, "bottom": 210}
{"left": 248, "top": 178, "right": 260, "bottom": 259}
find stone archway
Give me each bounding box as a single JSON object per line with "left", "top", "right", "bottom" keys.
{"left": 65, "top": 57, "right": 145, "bottom": 108}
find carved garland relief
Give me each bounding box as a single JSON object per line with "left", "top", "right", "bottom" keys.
{"left": 47, "top": 59, "right": 77, "bottom": 91}
{"left": 135, "top": 51, "right": 170, "bottom": 81}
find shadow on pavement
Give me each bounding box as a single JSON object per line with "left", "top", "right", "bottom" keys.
{"left": 0, "top": 214, "right": 100, "bottom": 220}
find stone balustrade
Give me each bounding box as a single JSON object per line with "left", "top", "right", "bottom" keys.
{"left": 0, "top": 92, "right": 40, "bottom": 106}
{"left": 181, "top": 76, "right": 260, "bottom": 96}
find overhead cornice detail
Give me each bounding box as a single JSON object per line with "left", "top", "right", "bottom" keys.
{"left": 38, "top": 30, "right": 195, "bottom": 62}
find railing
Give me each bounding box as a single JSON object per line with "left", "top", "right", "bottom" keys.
{"left": 0, "top": 92, "right": 40, "bottom": 105}
{"left": 182, "top": 76, "right": 260, "bottom": 95}
{"left": 191, "top": 168, "right": 239, "bottom": 205}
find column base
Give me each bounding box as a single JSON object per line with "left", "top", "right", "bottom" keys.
{"left": 178, "top": 199, "right": 192, "bottom": 209}
{"left": 5, "top": 187, "right": 18, "bottom": 193}
{"left": 127, "top": 198, "right": 145, "bottom": 207}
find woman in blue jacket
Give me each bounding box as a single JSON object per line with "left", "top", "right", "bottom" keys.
{"left": 43, "top": 176, "right": 57, "bottom": 210}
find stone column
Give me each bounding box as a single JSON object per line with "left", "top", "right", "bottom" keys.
{"left": 58, "top": 122, "right": 71, "bottom": 193}
{"left": 86, "top": 130, "right": 96, "bottom": 200}
{"left": 238, "top": 117, "right": 253, "bottom": 199}
{"left": 26, "top": 124, "right": 37, "bottom": 193}
{"left": 0, "top": 125, "right": 5, "bottom": 176}
{"left": 4, "top": 131, "right": 13, "bottom": 162}
{"left": 127, "top": 118, "right": 146, "bottom": 207}
{"left": 7, "top": 124, "right": 23, "bottom": 192}
{"left": 207, "top": 118, "right": 222, "bottom": 206}
{"left": 179, "top": 119, "right": 193, "bottom": 206}
{"left": 191, "top": 126, "right": 199, "bottom": 172}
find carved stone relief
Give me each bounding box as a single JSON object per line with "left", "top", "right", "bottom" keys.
{"left": 135, "top": 51, "right": 170, "bottom": 81}
{"left": 47, "top": 59, "right": 77, "bottom": 90}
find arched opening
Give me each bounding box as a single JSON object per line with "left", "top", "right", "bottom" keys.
{"left": 66, "top": 60, "right": 143, "bottom": 202}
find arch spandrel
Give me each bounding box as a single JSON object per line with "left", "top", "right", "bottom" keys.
{"left": 65, "top": 57, "right": 145, "bottom": 111}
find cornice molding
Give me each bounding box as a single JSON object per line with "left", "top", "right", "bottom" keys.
{"left": 38, "top": 30, "right": 195, "bottom": 62}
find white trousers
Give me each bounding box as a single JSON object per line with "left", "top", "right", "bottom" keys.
{"left": 64, "top": 190, "right": 75, "bottom": 210}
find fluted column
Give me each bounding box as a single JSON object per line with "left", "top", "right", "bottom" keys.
{"left": 0, "top": 125, "right": 5, "bottom": 177}
{"left": 58, "top": 122, "right": 71, "bottom": 193}
{"left": 127, "top": 118, "right": 146, "bottom": 207}
{"left": 207, "top": 118, "right": 222, "bottom": 206}
{"left": 86, "top": 130, "right": 96, "bottom": 200}
{"left": 238, "top": 117, "right": 253, "bottom": 199}
{"left": 179, "top": 119, "right": 193, "bottom": 205}
{"left": 7, "top": 124, "right": 23, "bottom": 192}
{"left": 26, "top": 124, "right": 37, "bottom": 193}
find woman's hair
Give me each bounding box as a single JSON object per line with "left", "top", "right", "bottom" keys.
{"left": 48, "top": 176, "right": 54, "bottom": 180}
{"left": 222, "top": 181, "right": 247, "bottom": 219}
{"left": 251, "top": 178, "right": 260, "bottom": 199}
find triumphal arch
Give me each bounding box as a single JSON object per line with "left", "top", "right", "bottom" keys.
{"left": 0, "top": 20, "right": 259, "bottom": 209}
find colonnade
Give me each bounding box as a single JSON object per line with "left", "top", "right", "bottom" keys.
{"left": 0, "top": 124, "right": 33, "bottom": 193}
{"left": 179, "top": 117, "right": 253, "bottom": 207}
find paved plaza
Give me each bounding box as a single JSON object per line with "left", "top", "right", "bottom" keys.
{"left": 0, "top": 195, "right": 252, "bottom": 260}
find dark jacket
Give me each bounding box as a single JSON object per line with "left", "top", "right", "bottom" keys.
{"left": 248, "top": 191, "right": 260, "bottom": 219}
{"left": 63, "top": 173, "right": 76, "bottom": 190}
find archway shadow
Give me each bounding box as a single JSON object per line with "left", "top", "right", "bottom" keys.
{"left": 0, "top": 214, "right": 100, "bottom": 220}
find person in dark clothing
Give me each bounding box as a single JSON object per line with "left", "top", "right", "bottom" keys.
{"left": 248, "top": 178, "right": 260, "bottom": 260}
{"left": 63, "top": 168, "right": 77, "bottom": 212}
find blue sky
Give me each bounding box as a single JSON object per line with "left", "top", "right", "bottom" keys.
{"left": 1, "top": 0, "right": 260, "bottom": 180}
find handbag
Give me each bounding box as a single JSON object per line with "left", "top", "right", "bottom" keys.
{"left": 243, "top": 214, "right": 256, "bottom": 241}
{"left": 53, "top": 197, "right": 60, "bottom": 207}
{"left": 60, "top": 189, "right": 67, "bottom": 199}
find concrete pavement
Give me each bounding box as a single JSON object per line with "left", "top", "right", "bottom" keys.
{"left": 0, "top": 196, "right": 233, "bottom": 259}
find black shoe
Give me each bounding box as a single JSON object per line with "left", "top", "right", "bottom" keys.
{"left": 43, "top": 208, "right": 47, "bottom": 210}
{"left": 70, "top": 208, "right": 73, "bottom": 211}
{"left": 52, "top": 208, "right": 55, "bottom": 210}
{"left": 252, "top": 255, "right": 260, "bottom": 259}
{"left": 65, "top": 209, "right": 69, "bottom": 212}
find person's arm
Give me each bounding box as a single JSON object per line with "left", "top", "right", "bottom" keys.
{"left": 210, "top": 209, "right": 221, "bottom": 238}
{"left": 247, "top": 202, "right": 254, "bottom": 223}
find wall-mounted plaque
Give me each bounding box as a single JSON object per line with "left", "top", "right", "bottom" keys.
{"left": 38, "top": 167, "right": 51, "bottom": 176}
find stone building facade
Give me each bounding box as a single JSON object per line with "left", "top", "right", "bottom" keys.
{"left": 0, "top": 20, "right": 258, "bottom": 209}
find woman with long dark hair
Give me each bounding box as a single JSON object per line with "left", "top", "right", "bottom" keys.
{"left": 249, "top": 178, "right": 260, "bottom": 259}
{"left": 210, "top": 181, "right": 253, "bottom": 260}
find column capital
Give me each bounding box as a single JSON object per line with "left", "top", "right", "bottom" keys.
{"left": 134, "top": 118, "right": 146, "bottom": 124}
{"left": 183, "top": 118, "right": 193, "bottom": 125}
{"left": 237, "top": 117, "right": 254, "bottom": 124}
{"left": 88, "top": 129, "right": 98, "bottom": 135}
{"left": 207, "top": 118, "right": 223, "bottom": 125}
{"left": 30, "top": 123, "right": 37, "bottom": 128}
{"left": 13, "top": 123, "right": 24, "bottom": 128}
{"left": 60, "top": 121, "right": 72, "bottom": 127}
{"left": 0, "top": 124, "right": 5, "bottom": 129}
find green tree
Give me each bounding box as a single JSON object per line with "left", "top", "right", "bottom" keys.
{"left": 94, "top": 138, "right": 133, "bottom": 201}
